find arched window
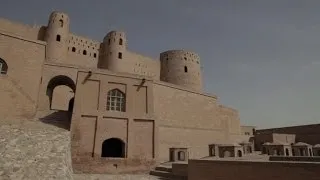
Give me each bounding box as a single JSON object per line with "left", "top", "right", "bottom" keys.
{"left": 106, "top": 89, "right": 126, "bottom": 112}
{"left": 119, "top": 38, "right": 123, "bottom": 45}
{"left": 59, "top": 19, "right": 63, "bottom": 27}
{"left": 0, "top": 58, "right": 8, "bottom": 75}
{"left": 56, "top": 35, "right": 61, "bottom": 42}
{"left": 184, "top": 66, "right": 188, "bottom": 73}
{"left": 72, "top": 47, "right": 76, "bottom": 52}
{"left": 83, "top": 50, "right": 87, "bottom": 55}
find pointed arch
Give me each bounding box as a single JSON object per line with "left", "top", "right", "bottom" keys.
{"left": 0, "top": 58, "right": 8, "bottom": 75}
{"left": 106, "top": 88, "right": 126, "bottom": 112}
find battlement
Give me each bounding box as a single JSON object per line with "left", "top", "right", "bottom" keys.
{"left": 0, "top": 11, "right": 204, "bottom": 92}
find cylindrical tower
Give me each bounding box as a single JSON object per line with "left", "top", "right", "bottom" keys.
{"left": 99, "top": 31, "right": 127, "bottom": 71}
{"left": 160, "top": 50, "right": 203, "bottom": 91}
{"left": 44, "top": 11, "right": 70, "bottom": 62}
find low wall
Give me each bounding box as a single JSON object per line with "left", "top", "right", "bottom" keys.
{"left": 188, "top": 159, "right": 320, "bottom": 180}
{"left": 270, "top": 156, "right": 320, "bottom": 162}
{"left": 172, "top": 163, "right": 188, "bottom": 177}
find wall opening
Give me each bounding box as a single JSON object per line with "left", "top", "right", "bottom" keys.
{"left": 46, "top": 75, "right": 76, "bottom": 111}
{"left": 237, "top": 150, "right": 242, "bottom": 157}
{"left": 118, "top": 52, "right": 122, "bottom": 59}
{"left": 83, "top": 50, "right": 87, "bottom": 55}
{"left": 300, "top": 148, "right": 304, "bottom": 156}
{"left": 59, "top": 19, "right": 63, "bottom": 27}
{"left": 93, "top": 53, "right": 97, "bottom": 58}
{"left": 178, "top": 151, "right": 186, "bottom": 161}
{"left": 101, "top": 138, "right": 125, "bottom": 158}
{"left": 184, "top": 66, "right": 188, "bottom": 73}
{"left": 285, "top": 148, "right": 289, "bottom": 156}
{"left": 56, "top": 35, "right": 61, "bottom": 42}
{"left": 309, "top": 149, "right": 313, "bottom": 156}
{"left": 72, "top": 47, "right": 76, "bottom": 52}
{"left": 0, "top": 58, "right": 8, "bottom": 75}
{"left": 223, "top": 151, "right": 231, "bottom": 157}
{"left": 119, "top": 38, "right": 123, "bottom": 45}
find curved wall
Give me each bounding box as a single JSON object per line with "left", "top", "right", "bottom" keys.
{"left": 160, "top": 50, "right": 202, "bottom": 91}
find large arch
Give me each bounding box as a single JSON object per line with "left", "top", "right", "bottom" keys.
{"left": 46, "top": 75, "right": 76, "bottom": 110}
{"left": 101, "top": 138, "right": 125, "bottom": 158}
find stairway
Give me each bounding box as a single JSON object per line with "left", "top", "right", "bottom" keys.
{"left": 149, "top": 165, "right": 187, "bottom": 180}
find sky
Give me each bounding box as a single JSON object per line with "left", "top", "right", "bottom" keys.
{"left": 1, "top": 0, "right": 320, "bottom": 129}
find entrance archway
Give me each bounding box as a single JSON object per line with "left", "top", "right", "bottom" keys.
{"left": 46, "top": 75, "right": 76, "bottom": 111}
{"left": 101, "top": 138, "right": 125, "bottom": 158}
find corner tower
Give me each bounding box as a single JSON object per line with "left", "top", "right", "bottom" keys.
{"left": 44, "top": 11, "right": 70, "bottom": 62}
{"left": 99, "top": 31, "right": 127, "bottom": 71}
{"left": 160, "top": 50, "right": 203, "bottom": 91}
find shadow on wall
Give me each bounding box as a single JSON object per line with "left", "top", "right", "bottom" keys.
{"left": 39, "top": 110, "right": 71, "bottom": 130}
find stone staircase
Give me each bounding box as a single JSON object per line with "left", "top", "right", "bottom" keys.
{"left": 149, "top": 165, "right": 187, "bottom": 180}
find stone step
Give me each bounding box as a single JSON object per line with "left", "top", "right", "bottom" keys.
{"left": 155, "top": 166, "right": 172, "bottom": 172}
{"left": 149, "top": 170, "right": 187, "bottom": 180}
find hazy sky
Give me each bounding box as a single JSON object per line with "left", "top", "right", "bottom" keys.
{"left": 1, "top": 0, "right": 320, "bottom": 129}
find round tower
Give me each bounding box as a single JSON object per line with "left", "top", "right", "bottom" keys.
{"left": 160, "top": 50, "right": 203, "bottom": 91}
{"left": 44, "top": 11, "right": 70, "bottom": 62}
{"left": 99, "top": 31, "right": 127, "bottom": 71}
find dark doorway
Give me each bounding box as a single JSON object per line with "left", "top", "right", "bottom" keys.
{"left": 101, "top": 138, "right": 125, "bottom": 158}
{"left": 178, "top": 151, "right": 186, "bottom": 161}
{"left": 285, "top": 148, "right": 289, "bottom": 156}
{"left": 299, "top": 148, "right": 304, "bottom": 156}
{"left": 237, "top": 150, "right": 242, "bottom": 157}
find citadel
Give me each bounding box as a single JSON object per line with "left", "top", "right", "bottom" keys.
{"left": 1, "top": 11, "right": 320, "bottom": 178}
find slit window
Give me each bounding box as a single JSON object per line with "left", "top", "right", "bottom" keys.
{"left": 56, "top": 35, "right": 61, "bottom": 42}
{"left": 118, "top": 52, "right": 122, "bottom": 59}
{"left": 184, "top": 66, "right": 188, "bottom": 73}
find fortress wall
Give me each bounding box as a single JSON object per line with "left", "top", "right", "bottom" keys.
{"left": 125, "top": 51, "right": 160, "bottom": 80}
{"left": 0, "top": 18, "right": 43, "bottom": 40}
{"left": 66, "top": 34, "right": 101, "bottom": 68}
{"left": 218, "top": 105, "right": 241, "bottom": 135}
{"left": 0, "top": 32, "right": 46, "bottom": 119}
{"left": 153, "top": 82, "right": 230, "bottom": 161}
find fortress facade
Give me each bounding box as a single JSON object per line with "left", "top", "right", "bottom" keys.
{"left": 0, "top": 11, "right": 244, "bottom": 173}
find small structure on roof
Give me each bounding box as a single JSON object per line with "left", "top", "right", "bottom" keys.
{"left": 313, "top": 144, "right": 320, "bottom": 156}
{"left": 209, "top": 143, "right": 244, "bottom": 158}
{"left": 261, "top": 142, "right": 292, "bottom": 156}
{"left": 292, "top": 142, "right": 313, "bottom": 157}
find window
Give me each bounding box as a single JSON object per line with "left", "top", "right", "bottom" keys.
{"left": 56, "top": 35, "right": 61, "bottom": 42}
{"left": 93, "top": 53, "right": 97, "bottom": 58}
{"left": 108, "top": 39, "right": 111, "bottom": 45}
{"left": 184, "top": 66, "right": 188, "bottom": 73}
{"left": 119, "top": 38, "right": 123, "bottom": 45}
{"left": 106, "top": 89, "right": 126, "bottom": 112}
{"left": 59, "top": 19, "right": 63, "bottom": 27}
{"left": 72, "top": 47, "right": 76, "bottom": 52}
{"left": 83, "top": 50, "right": 87, "bottom": 55}
{"left": 0, "top": 58, "right": 8, "bottom": 75}
{"left": 184, "top": 57, "right": 187, "bottom": 60}
{"left": 118, "top": 52, "right": 122, "bottom": 59}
